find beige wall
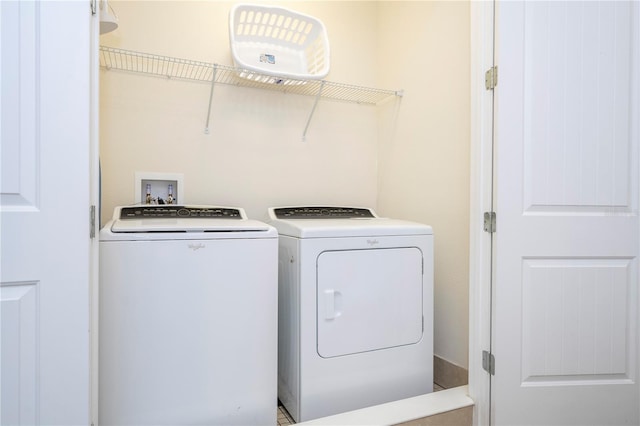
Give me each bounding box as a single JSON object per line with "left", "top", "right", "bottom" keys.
{"left": 100, "top": 1, "right": 380, "bottom": 223}
{"left": 100, "top": 1, "right": 469, "bottom": 369}
{"left": 376, "top": 1, "right": 470, "bottom": 368}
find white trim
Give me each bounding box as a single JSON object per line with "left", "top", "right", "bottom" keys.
{"left": 90, "top": 2, "right": 100, "bottom": 425}
{"left": 297, "top": 386, "right": 474, "bottom": 426}
{"left": 469, "top": 1, "right": 495, "bottom": 425}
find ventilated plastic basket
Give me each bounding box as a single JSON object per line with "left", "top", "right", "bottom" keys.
{"left": 229, "top": 4, "right": 330, "bottom": 85}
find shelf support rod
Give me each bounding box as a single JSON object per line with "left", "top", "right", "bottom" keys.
{"left": 302, "top": 81, "right": 326, "bottom": 142}
{"left": 204, "top": 64, "right": 219, "bottom": 134}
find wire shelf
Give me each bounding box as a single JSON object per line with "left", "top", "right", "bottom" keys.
{"left": 99, "top": 46, "right": 402, "bottom": 105}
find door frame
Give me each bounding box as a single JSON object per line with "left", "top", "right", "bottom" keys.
{"left": 469, "top": 1, "right": 495, "bottom": 425}
{"left": 90, "top": 2, "right": 100, "bottom": 424}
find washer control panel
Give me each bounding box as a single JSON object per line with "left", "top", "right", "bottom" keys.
{"left": 273, "top": 206, "right": 375, "bottom": 219}
{"left": 119, "top": 206, "right": 242, "bottom": 219}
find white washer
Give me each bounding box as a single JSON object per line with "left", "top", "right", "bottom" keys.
{"left": 268, "top": 206, "right": 434, "bottom": 422}
{"left": 99, "top": 205, "right": 278, "bottom": 425}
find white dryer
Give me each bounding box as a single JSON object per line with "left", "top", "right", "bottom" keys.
{"left": 100, "top": 205, "right": 278, "bottom": 425}
{"left": 268, "top": 206, "right": 433, "bottom": 422}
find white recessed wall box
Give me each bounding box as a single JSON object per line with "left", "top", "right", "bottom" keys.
{"left": 134, "top": 172, "right": 184, "bottom": 205}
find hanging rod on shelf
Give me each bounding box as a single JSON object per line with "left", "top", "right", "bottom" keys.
{"left": 99, "top": 46, "right": 403, "bottom": 136}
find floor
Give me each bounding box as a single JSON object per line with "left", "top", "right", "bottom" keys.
{"left": 276, "top": 383, "right": 446, "bottom": 426}
{"left": 277, "top": 404, "right": 295, "bottom": 426}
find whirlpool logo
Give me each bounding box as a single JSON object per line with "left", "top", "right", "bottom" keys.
{"left": 188, "top": 243, "right": 206, "bottom": 251}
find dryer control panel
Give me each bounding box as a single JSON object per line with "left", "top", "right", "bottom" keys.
{"left": 119, "top": 206, "right": 242, "bottom": 219}
{"left": 273, "top": 206, "right": 376, "bottom": 219}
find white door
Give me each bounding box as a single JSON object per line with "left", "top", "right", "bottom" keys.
{"left": 1, "top": 1, "right": 93, "bottom": 424}
{"left": 493, "top": 1, "right": 640, "bottom": 425}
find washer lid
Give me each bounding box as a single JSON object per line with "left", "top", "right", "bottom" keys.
{"left": 267, "top": 206, "right": 433, "bottom": 238}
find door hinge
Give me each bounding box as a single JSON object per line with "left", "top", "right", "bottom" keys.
{"left": 482, "top": 350, "right": 495, "bottom": 375}
{"left": 485, "top": 66, "right": 498, "bottom": 90}
{"left": 483, "top": 211, "right": 496, "bottom": 233}
{"left": 90, "top": 205, "right": 96, "bottom": 239}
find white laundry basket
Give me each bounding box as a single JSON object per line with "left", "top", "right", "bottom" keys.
{"left": 229, "top": 4, "right": 330, "bottom": 85}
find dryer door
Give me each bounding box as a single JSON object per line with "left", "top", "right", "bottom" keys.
{"left": 316, "top": 247, "right": 423, "bottom": 358}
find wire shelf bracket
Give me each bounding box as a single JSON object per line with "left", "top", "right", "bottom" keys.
{"left": 99, "top": 46, "right": 403, "bottom": 138}
{"left": 204, "top": 65, "right": 218, "bottom": 135}
{"left": 302, "top": 81, "right": 325, "bottom": 142}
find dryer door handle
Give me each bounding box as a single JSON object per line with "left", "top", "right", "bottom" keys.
{"left": 324, "top": 289, "right": 342, "bottom": 320}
